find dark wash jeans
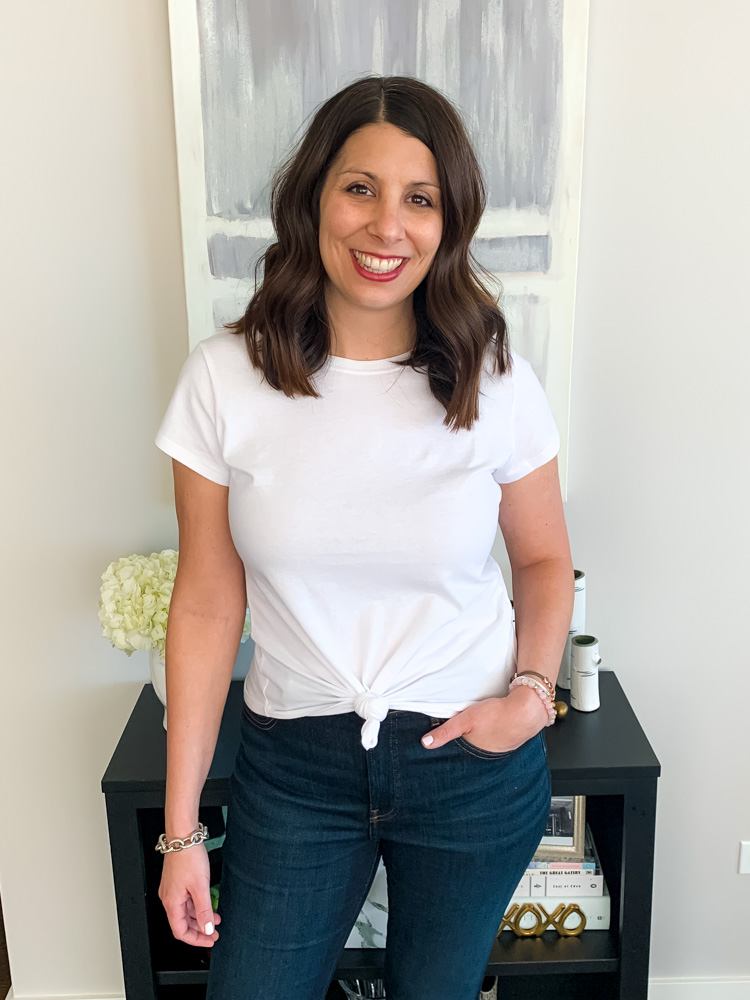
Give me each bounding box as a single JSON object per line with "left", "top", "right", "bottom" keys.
{"left": 205, "top": 703, "right": 552, "bottom": 1000}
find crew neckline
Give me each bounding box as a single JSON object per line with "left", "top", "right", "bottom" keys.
{"left": 326, "top": 349, "right": 412, "bottom": 373}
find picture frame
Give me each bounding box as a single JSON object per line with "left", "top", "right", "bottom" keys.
{"left": 534, "top": 795, "right": 586, "bottom": 860}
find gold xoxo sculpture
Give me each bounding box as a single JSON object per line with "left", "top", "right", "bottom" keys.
{"left": 499, "top": 901, "right": 587, "bottom": 937}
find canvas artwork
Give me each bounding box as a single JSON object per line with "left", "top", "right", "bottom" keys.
{"left": 167, "top": 0, "right": 589, "bottom": 496}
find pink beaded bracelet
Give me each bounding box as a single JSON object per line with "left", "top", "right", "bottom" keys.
{"left": 508, "top": 675, "right": 557, "bottom": 727}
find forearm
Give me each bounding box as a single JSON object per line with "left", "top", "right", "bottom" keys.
{"left": 506, "top": 556, "right": 574, "bottom": 725}
{"left": 164, "top": 603, "right": 245, "bottom": 840}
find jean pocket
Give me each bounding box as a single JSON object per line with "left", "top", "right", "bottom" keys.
{"left": 453, "top": 734, "right": 518, "bottom": 759}
{"left": 241, "top": 701, "right": 279, "bottom": 730}
{"left": 429, "top": 717, "right": 518, "bottom": 759}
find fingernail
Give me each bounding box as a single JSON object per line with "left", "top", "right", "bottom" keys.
{"left": 422, "top": 734, "right": 434, "bottom": 746}
{"left": 205, "top": 922, "right": 214, "bottom": 935}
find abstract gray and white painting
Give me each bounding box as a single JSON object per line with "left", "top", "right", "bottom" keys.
{"left": 167, "top": 0, "right": 589, "bottom": 495}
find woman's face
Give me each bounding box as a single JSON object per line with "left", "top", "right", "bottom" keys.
{"left": 317, "top": 122, "right": 443, "bottom": 315}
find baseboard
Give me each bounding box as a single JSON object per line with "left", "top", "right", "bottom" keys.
{"left": 4, "top": 990, "right": 125, "bottom": 1000}
{"left": 5, "top": 978, "right": 749, "bottom": 1000}
{"left": 649, "top": 981, "right": 750, "bottom": 999}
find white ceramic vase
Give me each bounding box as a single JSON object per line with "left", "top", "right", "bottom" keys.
{"left": 558, "top": 569, "right": 586, "bottom": 690}
{"left": 149, "top": 647, "right": 168, "bottom": 731}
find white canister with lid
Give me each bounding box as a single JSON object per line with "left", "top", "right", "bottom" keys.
{"left": 570, "top": 634, "right": 601, "bottom": 712}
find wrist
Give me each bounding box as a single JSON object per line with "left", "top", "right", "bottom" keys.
{"left": 165, "top": 819, "right": 201, "bottom": 840}
{"left": 506, "top": 683, "right": 550, "bottom": 730}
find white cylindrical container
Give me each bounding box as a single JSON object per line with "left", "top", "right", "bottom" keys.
{"left": 558, "top": 570, "right": 586, "bottom": 690}
{"left": 570, "top": 635, "right": 601, "bottom": 712}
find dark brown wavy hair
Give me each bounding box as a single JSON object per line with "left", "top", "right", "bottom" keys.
{"left": 223, "top": 74, "right": 510, "bottom": 432}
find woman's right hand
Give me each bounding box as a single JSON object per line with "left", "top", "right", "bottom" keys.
{"left": 158, "top": 845, "right": 221, "bottom": 948}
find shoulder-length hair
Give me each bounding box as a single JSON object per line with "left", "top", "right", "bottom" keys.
{"left": 224, "top": 74, "right": 510, "bottom": 432}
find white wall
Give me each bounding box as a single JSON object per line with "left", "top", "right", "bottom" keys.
{"left": 567, "top": 0, "right": 750, "bottom": 985}
{"left": 0, "top": 1, "right": 748, "bottom": 997}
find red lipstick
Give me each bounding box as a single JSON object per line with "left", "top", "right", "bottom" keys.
{"left": 350, "top": 249, "right": 408, "bottom": 282}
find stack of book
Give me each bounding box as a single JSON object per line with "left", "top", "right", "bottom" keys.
{"left": 500, "top": 823, "right": 610, "bottom": 932}
{"left": 344, "top": 823, "right": 610, "bottom": 948}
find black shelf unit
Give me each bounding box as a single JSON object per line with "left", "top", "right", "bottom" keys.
{"left": 102, "top": 671, "right": 660, "bottom": 999}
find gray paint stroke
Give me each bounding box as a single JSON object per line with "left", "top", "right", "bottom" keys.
{"left": 208, "top": 232, "right": 549, "bottom": 280}
{"left": 197, "top": 0, "right": 562, "bottom": 220}
{"left": 471, "top": 235, "right": 550, "bottom": 273}
{"left": 207, "top": 234, "right": 272, "bottom": 281}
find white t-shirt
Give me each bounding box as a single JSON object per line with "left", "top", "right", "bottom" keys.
{"left": 155, "top": 331, "right": 560, "bottom": 749}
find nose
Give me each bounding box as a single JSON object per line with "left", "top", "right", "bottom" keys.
{"left": 366, "top": 195, "right": 406, "bottom": 247}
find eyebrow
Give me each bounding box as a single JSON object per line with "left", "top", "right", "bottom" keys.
{"left": 339, "top": 168, "right": 440, "bottom": 190}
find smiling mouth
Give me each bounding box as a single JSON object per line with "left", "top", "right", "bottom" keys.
{"left": 351, "top": 249, "right": 408, "bottom": 274}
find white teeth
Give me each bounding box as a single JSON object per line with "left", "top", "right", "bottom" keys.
{"left": 352, "top": 250, "right": 405, "bottom": 273}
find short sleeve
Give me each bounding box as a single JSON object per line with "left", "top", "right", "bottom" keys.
{"left": 154, "top": 341, "right": 231, "bottom": 486}
{"left": 492, "top": 354, "right": 560, "bottom": 484}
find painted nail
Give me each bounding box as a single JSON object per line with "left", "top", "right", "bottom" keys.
{"left": 422, "top": 734, "right": 434, "bottom": 746}
{"left": 205, "top": 922, "right": 214, "bottom": 935}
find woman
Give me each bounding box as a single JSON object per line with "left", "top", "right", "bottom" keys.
{"left": 155, "top": 75, "right": 573, "bottom": 1000}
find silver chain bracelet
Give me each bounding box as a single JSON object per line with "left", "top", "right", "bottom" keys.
{"left": 155, "top": 822, "right": 209, "bottom": 854}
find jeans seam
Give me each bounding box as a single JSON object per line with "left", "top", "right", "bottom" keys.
{"left": 373, "top": 719, "right": 399, "bottom": 822}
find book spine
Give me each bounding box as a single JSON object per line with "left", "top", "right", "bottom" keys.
{"left": 516, "top": 873, "right": 604, "bottom": 896}
{"left": 545, "top": 875, "right": 604, "bottom": 896}
{"left": 528, "top": 862, "right": 598, "bottom": 869}
{"left": 526, "top": 865, "right": 600, "bottom": 873}
{"left": 500, "top": 890, "right": 610, "bottom": 932}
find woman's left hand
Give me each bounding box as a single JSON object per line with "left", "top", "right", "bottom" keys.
{"left": 422, "top": 685, "right": 549, "bottom": 752}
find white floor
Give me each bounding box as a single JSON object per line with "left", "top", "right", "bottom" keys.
{"left": 5, "top": 979, "right": 750, "bottom": 1000}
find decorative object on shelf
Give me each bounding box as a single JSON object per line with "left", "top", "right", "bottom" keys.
{"left": 338, "top": 979, "right": 386, "bottom": 999}
{"left": 98, "top": 549, "right": 178, "bottom": 659}
{"left": 478, "top": 976, "right": 498, "bottom": 1000}
{"left": 345, "top": 857, "right": 389, "bottom": 949}
{"left": 535, "top": 795, "right": 587, "bottom": 859}
{"left": 503, "top": 823, "right": 610, "bottom": 935}
{"left": 500, "top": 900, "right": 587, "bottom": 936}
{"left": 570, "top": 635, "right": 602, "bottom": 712}
{"left": 558, "top": 568, "right": 586, "bottom": 689}
{"left": 149, "top": 648, "right": 168, "bottom": 729}
{"left": 501, "top": 880, "right": 611, "bottom": 934}
{"left": 98, "top": 548, "right": 253, "bottom": 730}
{"left": 526, "top": 824, "right": 605, "bottom": 895}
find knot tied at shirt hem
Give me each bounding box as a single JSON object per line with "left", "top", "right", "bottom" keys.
{"left": 353, "top": 692, "right": 390, "bottom": 750}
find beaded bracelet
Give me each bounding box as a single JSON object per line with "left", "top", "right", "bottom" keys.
{"left": 515, "top": 669, "right": 556, "bottom": 701}
{"left": 509, "top": 675, "right": 557, "bottom": 727}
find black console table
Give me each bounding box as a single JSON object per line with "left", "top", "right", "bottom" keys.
{"left": 102, "top": 671, "right": 660, "bottom": 1000}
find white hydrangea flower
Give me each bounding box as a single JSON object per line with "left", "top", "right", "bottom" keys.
{"left": 99, "top": 549, "right": 252, "bottom": 659}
